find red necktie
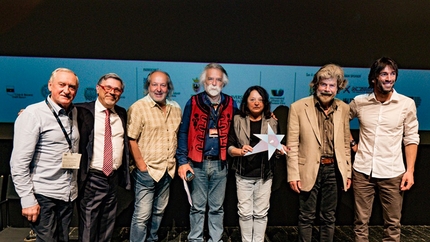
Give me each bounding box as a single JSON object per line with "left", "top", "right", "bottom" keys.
{"left": 103, "top": 109, "right": 113, "bottom": 176}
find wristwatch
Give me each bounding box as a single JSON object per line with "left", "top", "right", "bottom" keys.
{"left": 350, "top": 140, "right": 357, "bottom": 147}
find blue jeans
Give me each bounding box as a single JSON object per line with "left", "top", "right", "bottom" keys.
{"left": 236, "top": 174, "right": 272, "bottom": 242}
{"left": 298, "top": 163, "right": 338, "bottom": 242}
{"left": 189, "top": 160, "right": 227, "bottom": 242}
{"left": 130, "top": 169, "right": 172, "bottom": 242}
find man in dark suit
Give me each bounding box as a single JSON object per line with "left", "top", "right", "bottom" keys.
{"left": 76, "top": 73, "right": 131, "bottom": 242}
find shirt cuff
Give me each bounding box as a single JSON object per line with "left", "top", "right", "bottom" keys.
{"left": 21, "top": 194, "right": 38, "bottom": 209}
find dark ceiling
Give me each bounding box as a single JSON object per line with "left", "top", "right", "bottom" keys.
{"left": 1, "top": 0, "right": 430, "bottom": 69}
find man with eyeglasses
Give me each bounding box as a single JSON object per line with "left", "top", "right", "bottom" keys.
{"left": 127, "top": 70, "right": 182, "bottom": 242}
{"left": 176, "top": 63, "right": 238, "bottom": 242}
{"left": 10, "top": 68, "right": 80, "bottom": 241}
{"left": 76, "top": 73, "right": 131, "bottom": 242}
{"left": 350, "top": 57, "right": 419, "bottom": 242}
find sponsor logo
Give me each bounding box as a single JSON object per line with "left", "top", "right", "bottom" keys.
{"left": 231, "top": 95, "right": 243, "bottom": 104}
{"left": 84, "top": 87, "right": 97, "bottom": 101}
{"left": 192, "top": 78, "right": 200, "bottom": 93}
{"left": 41, "top": 84, "right": 50, "bottom": 98}
{"left": 5, "top": 85, "right": 34, "bottom": 99}
{"left": 271, "top": 89, "right": 284, "bottom": 97}
{"left": 349, "top": 86, "right": 373, "bottom": 94}
{"left": 270, "top": 89, "right": 285, "bottom": 105}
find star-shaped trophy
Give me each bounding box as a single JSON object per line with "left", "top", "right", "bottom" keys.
{"left": 244, "top": 125, "right": 285, "bottom": 160}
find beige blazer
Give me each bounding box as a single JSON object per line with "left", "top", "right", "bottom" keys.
{"left": 287, "top": 96, "right": 351, "bottom": 192}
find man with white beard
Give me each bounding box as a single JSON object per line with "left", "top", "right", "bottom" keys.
{"left": 176, "top": 63, "right": 238, "bottom": 242}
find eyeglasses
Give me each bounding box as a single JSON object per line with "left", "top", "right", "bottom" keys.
{"left": 249, "top": 99, "right": 263, "bottom": 103}
{"left": 98, "top": 85, "right": 123, "bottom": 94}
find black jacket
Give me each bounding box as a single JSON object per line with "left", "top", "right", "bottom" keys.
{"left": 76, "top": 101, "right": 131, "bottom": 190}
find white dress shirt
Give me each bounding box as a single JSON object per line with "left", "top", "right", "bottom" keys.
{"left": 90, "top": 99, "right": 124, "bottom": 171}
{"left": 350, "top": 90, "right": 419, "bottom": 178}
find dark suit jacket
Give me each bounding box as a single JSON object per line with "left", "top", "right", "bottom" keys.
{"left": 76, "top": 101, "right": 131, "bottom": 190}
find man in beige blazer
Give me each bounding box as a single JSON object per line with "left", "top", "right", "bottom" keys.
{"left": 287, "top": 64, "right": 352, "bottom": 242}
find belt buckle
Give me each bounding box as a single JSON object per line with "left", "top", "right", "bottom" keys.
{"left": 321, "top": 157, "right": 334, "bottom": 165}
{"left": 205, "top": 155, "right": 218, "bottom": 160}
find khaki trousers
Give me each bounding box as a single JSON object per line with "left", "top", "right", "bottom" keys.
{"left": 353, "top": 169, "right": 404, "bottom": 242}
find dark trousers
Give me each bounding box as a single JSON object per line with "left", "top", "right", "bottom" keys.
{"left": 78, "top": 170, "right": 118, "bottom": 242}
{"left": 31, "top": 194, "right": 74, "bottom": 242}
{"left": 298, "top": 163, "right": 338, "bottom": 242}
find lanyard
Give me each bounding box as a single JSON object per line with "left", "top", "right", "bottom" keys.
{"left": 205, "top": 95, "right": 221, "bottom": 129}
{"left": 45, "top": 99, "right": 73, "bottom": 150}
{"left": 210, "top": 106, "right": 220, "bottom": 129}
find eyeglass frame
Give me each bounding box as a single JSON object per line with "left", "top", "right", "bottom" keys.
{"left": 98, "top": 84, "right": 123, "bottom": 94}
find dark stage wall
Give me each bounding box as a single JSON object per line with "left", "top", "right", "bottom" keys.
{"left": 2, "top": 1, "right": 430, "bottom": 69}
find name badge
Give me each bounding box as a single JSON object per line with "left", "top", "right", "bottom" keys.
{"left": 62, "top": 153, "right": 81, "bottom": 169}
{"left": 209, "top": 128, "right": 218, "bottom": 138}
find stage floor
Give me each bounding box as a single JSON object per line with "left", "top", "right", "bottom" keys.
{"left": 1, "top": 225, "right": 430, "bottom": 242}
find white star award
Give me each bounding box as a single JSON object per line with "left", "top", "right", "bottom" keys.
{"left": 244, "top": 125, "right": 285, "bottom": 160}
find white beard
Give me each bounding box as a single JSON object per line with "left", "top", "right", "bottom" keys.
{"left": 205, "top": 86, "right": 221, "bottom": 97}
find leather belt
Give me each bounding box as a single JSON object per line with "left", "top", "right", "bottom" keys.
{"left": 89, "top": 168, "right": 117, "bottom": 177}
{"left": 320, "top": 157, "right": 335, "bottom": 165}
{"left": 203, "top": 155, "right": 219, "bottom": 160}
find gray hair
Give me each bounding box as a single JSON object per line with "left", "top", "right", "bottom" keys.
{"left": 199, "top": 63, "right": 229, "bottom": 87}
{"left": 97, "top": 73, "right": 124, "bottom": 90}
{"left": 49, "top": 68, "right": 79, "bottom": 87}
{"left": 309, "top": 64, "right": 348, "bottom": 94}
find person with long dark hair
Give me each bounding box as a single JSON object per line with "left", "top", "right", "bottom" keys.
{"left": 227, "top": 85, "right": 285, "bottom": 242}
